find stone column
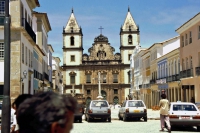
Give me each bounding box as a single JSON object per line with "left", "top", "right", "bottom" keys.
{"left": 189, "top": 86, "right": 191, "bottom": 102}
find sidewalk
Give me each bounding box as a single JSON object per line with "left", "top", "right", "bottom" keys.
{"left": 82, "top": 109, "right": 160, "bottom": 120}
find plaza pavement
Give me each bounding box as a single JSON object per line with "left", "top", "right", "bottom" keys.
{"left": 82, "top": 108, "right": 160, "bottom": 120}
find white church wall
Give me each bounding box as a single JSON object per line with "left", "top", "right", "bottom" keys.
{"left": 123, "top": 68, "right": 130, "bottom": 84}
{"left": 64, "top": 35, "right": 81, "bottom": 47}
{"left": 65, "top": 51, "right": 81, "bottom": 65}
{"left": 122, "top": 34, "right": 138, "bottom": 46}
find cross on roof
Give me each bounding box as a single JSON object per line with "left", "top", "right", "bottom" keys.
{"left": 98, "top": 26, "right": 104, "bottom": 34}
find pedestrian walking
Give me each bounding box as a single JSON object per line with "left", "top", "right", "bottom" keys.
{"left": 17, "top": 91, "right": 77, "bottom": 133}
{"left": 159, "top": 94, "right": 171, "bottom": 132}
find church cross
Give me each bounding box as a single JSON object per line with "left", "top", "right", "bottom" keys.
{"left": 98, "top": 26, "right": 104, "bottom": 34}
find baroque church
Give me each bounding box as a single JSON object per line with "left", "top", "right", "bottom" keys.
{"left": 62, "top": 7, "right": 140, "bottom": 104}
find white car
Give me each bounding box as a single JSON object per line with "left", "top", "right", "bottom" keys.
{"left": 169, "top": 102, "right": 200, "bottom": 131}
{"left": 118, "top": 100, "right": 147, "bottom": 121}
{"left": 85, "top": 100, "right": 111, "bottom": 122}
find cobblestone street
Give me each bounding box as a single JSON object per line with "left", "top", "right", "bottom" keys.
{"left": 71, "top": 120, "right": 198, "bottom": 133}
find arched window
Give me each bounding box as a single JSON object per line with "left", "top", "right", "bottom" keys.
{"left": 70, "top": 36, "right": 74, "bottom": 46}
{"left": 128, "top": 35, "right": 132, "bottom": 44}
{"left": 113, "top": 96, "right": 119, "bottom": 104}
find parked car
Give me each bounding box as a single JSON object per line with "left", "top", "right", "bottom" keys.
{"left": 169, "top": 102, "right": 200, "bottom": 131}
{"left": 118, "top": 100, "right": 147, "bottom": 122}
{"left": 74, "top": 104, "right": 84, "bottom": 123}
{"left": 195, "top": 102, "right": 200, "bottom": 110}
{"left": 85, "top": 100, "right": 111, "bottom": 122}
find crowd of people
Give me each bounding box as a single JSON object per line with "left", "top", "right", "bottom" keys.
{"left": 5, "top": 91, "right": 77, "bottom": 133}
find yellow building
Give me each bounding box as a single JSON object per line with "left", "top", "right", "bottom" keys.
{"left": 176, "top": 12, "right": 200, "bottom": 103}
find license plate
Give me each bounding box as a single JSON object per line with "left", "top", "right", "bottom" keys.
{"left": 134, "top": 110, "right": 140, "bottom": 113}
{"left": 97, "top": 111, "right": 102, "bottom": 113}
{"left": 181, "top": 116, "right": 190, "bottom": 119}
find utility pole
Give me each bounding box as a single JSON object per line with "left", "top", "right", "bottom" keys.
{"left": 2, "top": 0, "right": 11, "bottom": 133}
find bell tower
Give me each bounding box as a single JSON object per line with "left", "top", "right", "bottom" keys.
{"left": 120, "top": 7, "right": 140, "bottom": 64}
{"left": 63, "top": 8, "right": 83, "bottom": 66}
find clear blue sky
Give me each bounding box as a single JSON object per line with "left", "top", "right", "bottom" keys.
{"left": 35, "top": 0, "right": 200, "bottom": 64}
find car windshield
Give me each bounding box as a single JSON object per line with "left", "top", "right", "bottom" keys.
{"left": 173, "top": 104, "right": 197, "bottom": 111}
{"left": 91, "top": 101, "right": 108, "bottom": 107}
{"left": 128, "top": 101, "right": 144, "bottom": 107}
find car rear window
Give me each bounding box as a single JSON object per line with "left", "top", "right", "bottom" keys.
{"left": 91, "top": 101, "right": 108, "bottom": 107}
{"left": 128, "top": 101, "right": 144, "bottom": 107}
{"left": 173, "top": 104, "right": 197, "bottom": 111}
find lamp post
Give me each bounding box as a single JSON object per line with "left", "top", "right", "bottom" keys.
{"left": 2, "top": 0, "right": 11, "bottom": 132}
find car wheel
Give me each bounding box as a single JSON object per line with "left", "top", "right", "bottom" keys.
{"left": 197, "top": 126, "right": 200, "bottom": 131}
{"left": 108, "top": 117, "right": 111, "bottom": 122}
{"left": 144, "top": 117, "right": 147, "bottom": 122}
{"left": 79, "top": 118, "right": 82, "bottom": 123}
{"left": 88, "top": 117, "right": 92, "bottom": 122}
{"left": 123, "top": 114, "right": 127, "bottom": 121}
{"left": 118, "top": 113, "right": 121, "bottom": 120}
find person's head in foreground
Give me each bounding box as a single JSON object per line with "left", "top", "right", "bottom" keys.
{"left": 17, "top": 91, "right": 78, "bottom": 133}
{"left": 12, "top": 94, "right": 33, "bottom": 111}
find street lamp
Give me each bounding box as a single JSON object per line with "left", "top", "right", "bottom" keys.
{"left": 20, "top": 70, "right": 27, "bottom": 81}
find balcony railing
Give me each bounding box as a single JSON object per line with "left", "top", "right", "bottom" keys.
{"left": 43, "top": 72, "right": 49, "bottom": 81}
{"left": 167, "top": 76, "right": 172, "bottom": 82}
{"left": 21, "top": 18, "right": 36, "bottom": 43}
{"left": 150, "top": 79, "right": 155, "bottom": 84}
{"left": 196, "top": 67, "right": 200, "bottom": 76}
{"left": 180, "top": 68, "right": 193, "bottom": 78}
{"left": 143, "top": 84, "right": 150, "bottom": 88}
{"left": 139, "top": 85, "right": 142, "bottom": 89}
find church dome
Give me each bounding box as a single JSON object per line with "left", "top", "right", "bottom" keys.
{"left": 94, "top": 34, "right": 108, "bottom": 42}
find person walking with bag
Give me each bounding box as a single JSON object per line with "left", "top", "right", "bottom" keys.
{"left": 159, "top": 93, "right": 171, "bottom": 132}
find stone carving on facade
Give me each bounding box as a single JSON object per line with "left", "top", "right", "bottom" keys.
{"left": 82, "top": 54, "right": 88, "bottom": 61}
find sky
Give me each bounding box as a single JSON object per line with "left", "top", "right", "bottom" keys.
{"left": 35, "top": 0, "right": 200, "bottom": 64}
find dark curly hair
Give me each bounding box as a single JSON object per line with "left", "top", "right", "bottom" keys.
{"left": 12, "top": 94, "right": 32, "bottom": 110}
{"left": 17, "top": 91, "right": 77, "bottom": 133}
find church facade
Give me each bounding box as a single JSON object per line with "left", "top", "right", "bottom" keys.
{"left": 62, "top": 8, "right": 140, "bottom": 104}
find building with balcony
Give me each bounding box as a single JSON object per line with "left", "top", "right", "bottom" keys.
{"left": 0, "top": 0, "right": 52, "bottom": 101}
{"left": 131, "top": 46, "right": 146, "bottom": 100}
{"left": 0, "top": 0, "right": 41, "bottom": 101}
{"left": 52, "top": 57, "right": 63, "bottom": 94}
{"left": 48, "top": 44, "right": 54, "bottom": 90}
{"left": 33, "top": 12, "right": 52, "bottom": 92}
{"left": 176, "top": 12, "right": 200, "bottom": 103}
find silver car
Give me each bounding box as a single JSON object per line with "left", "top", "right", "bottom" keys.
{"left": 85, "top": 100, "right": 111, "bottom": 122}
{"left": 118, "top": 100, "right": 147, "bottom": 121}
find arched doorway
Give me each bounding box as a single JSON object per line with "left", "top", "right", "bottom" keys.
{"left": 101, "top": 90, "right": 107, "bottom": 100}
{"left": 86, "top": 97, "right": 91, "bottom": 106}
{"left": 113, "top": 96, "right": 119, "bottom": 104}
